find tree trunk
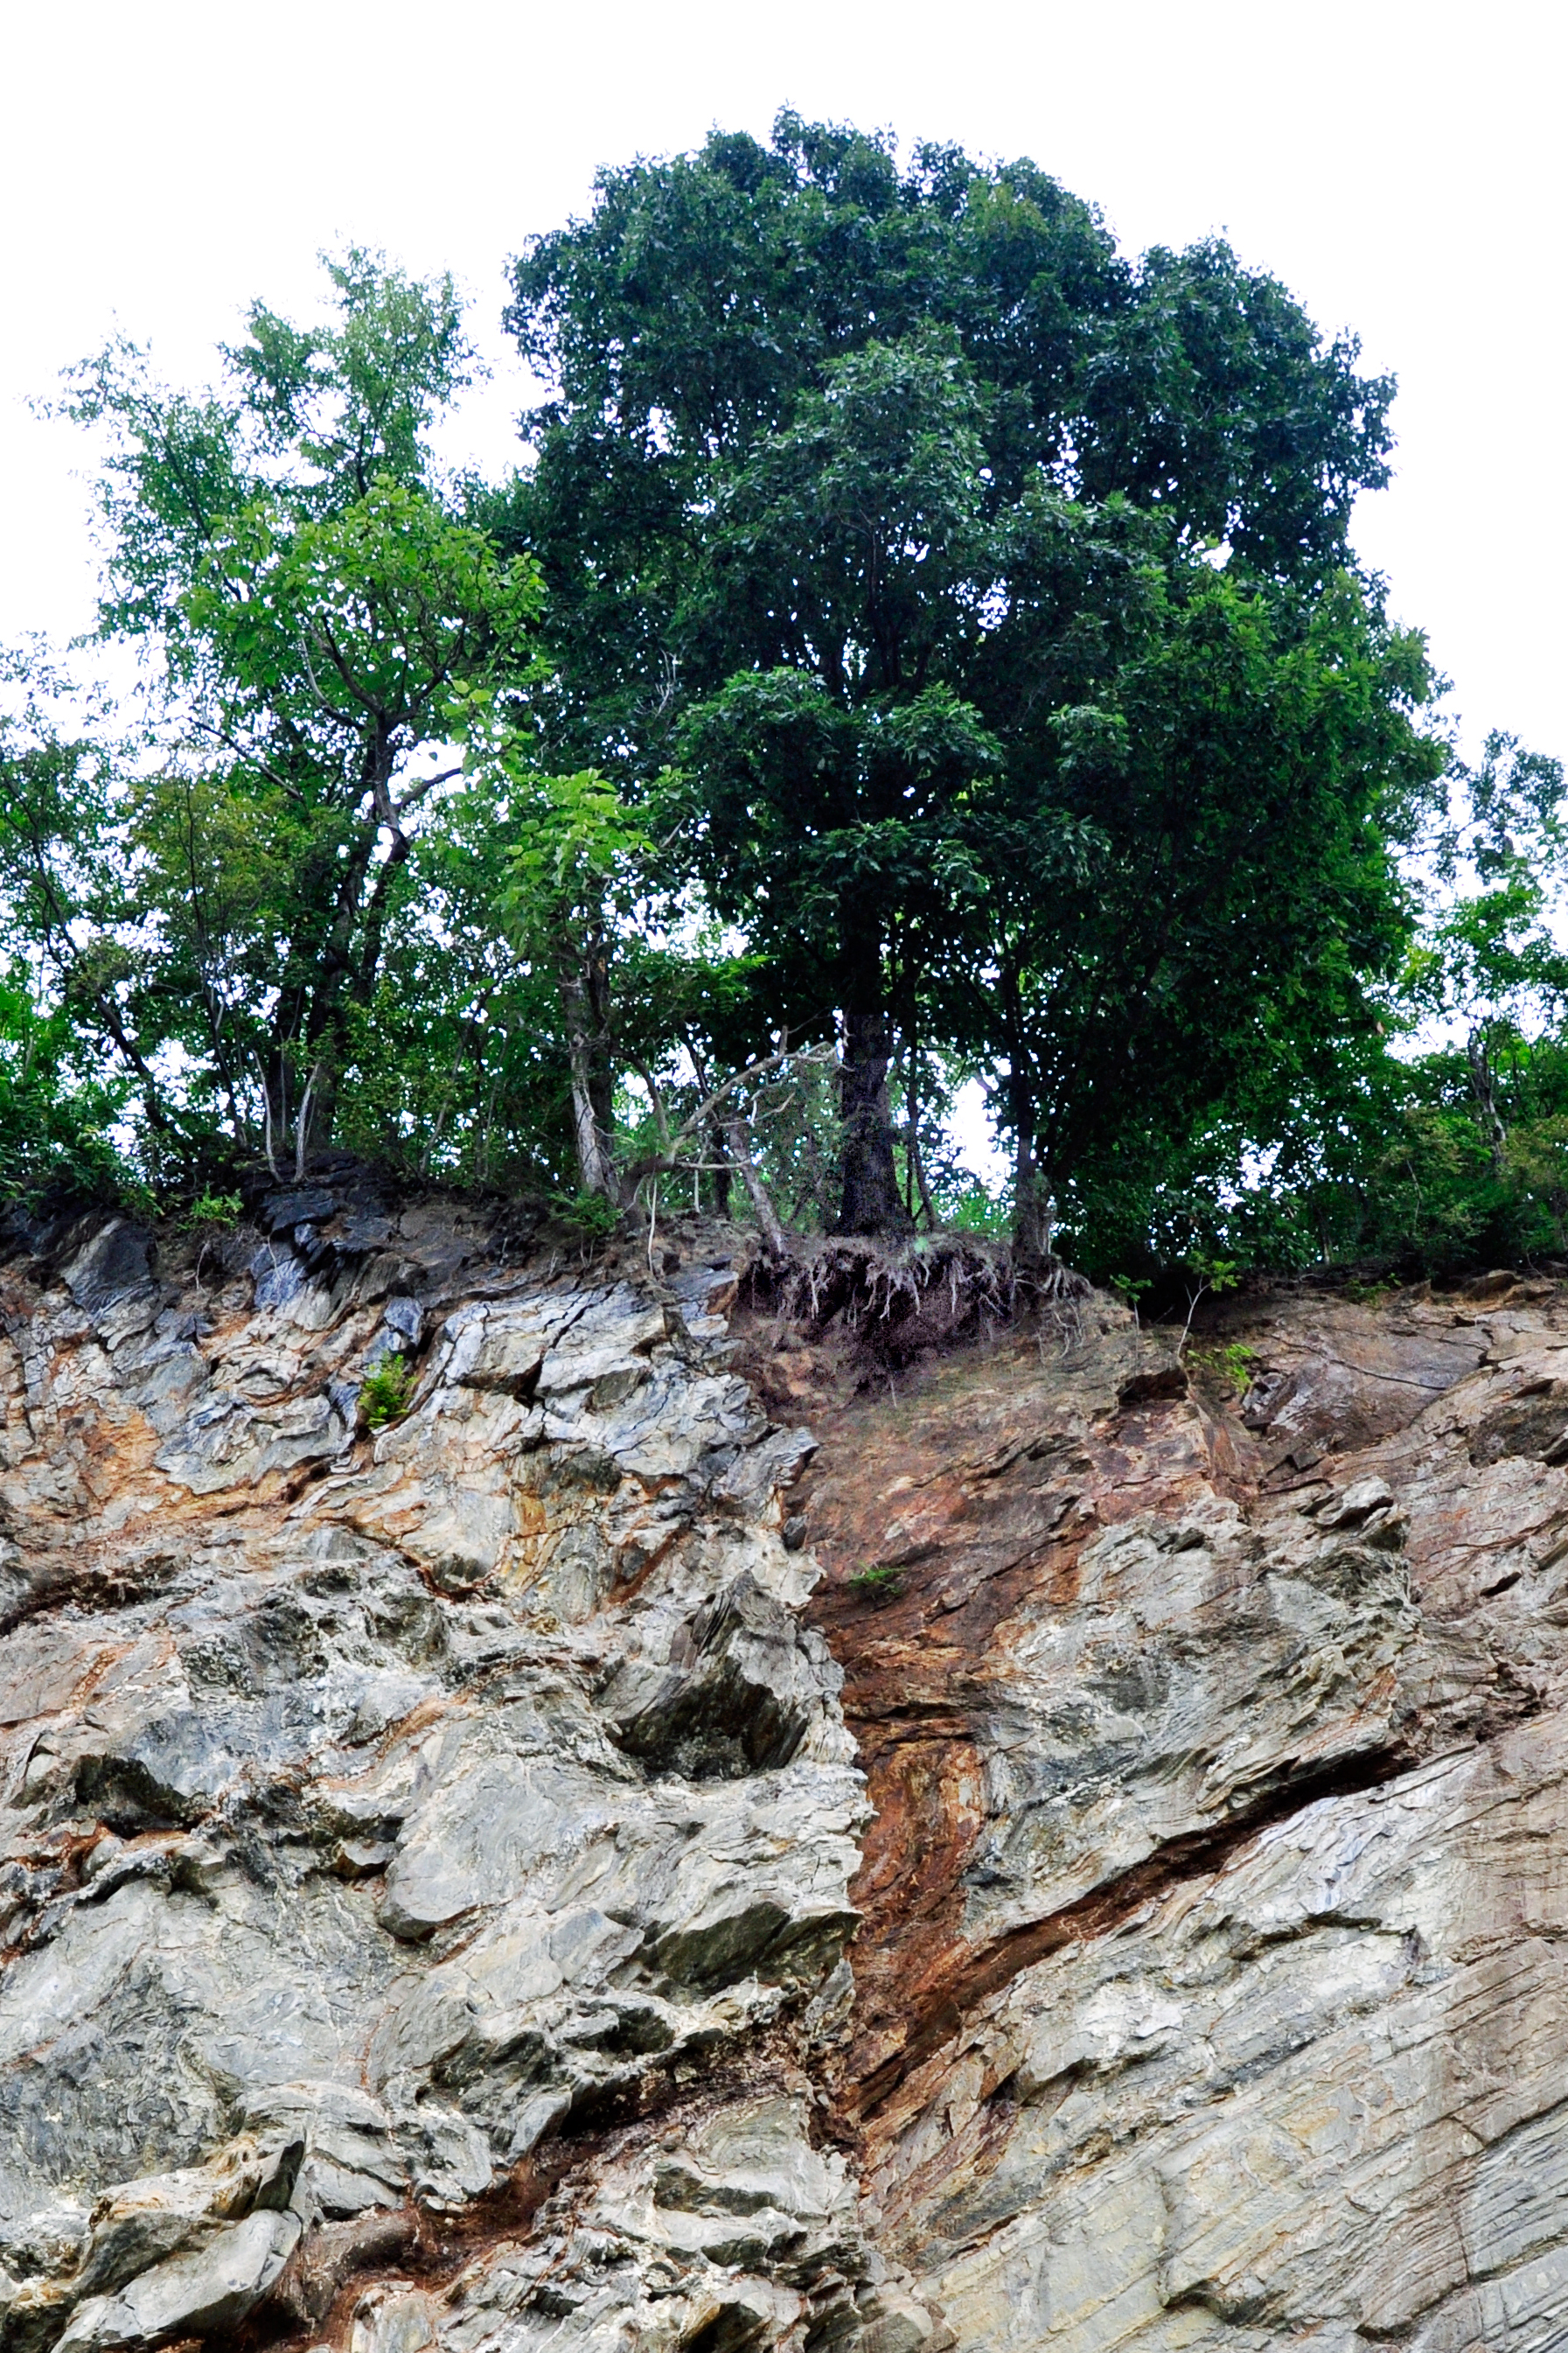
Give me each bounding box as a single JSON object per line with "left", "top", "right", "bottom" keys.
{"left": 723, "top": 1113, "right": 787, "bottom": 1253}
{"left": 836, "top": 1006, "right": 911, "bottom": 1235}
{"left": 294, "top": 1058, "right": 329, "bottom": 1181}
{"left": 902, "top": 1039, "right": 937, "bottom": 1231}
{"left": 1001, "top": 965, "right": 1051, "bottom": 1261}
{"left": 1466, "top": 1028, "right": 1508, "bottom": 1175}
{"left": 709, "top": 1125, "right": 733, "bottom": 1218}
{"left": 1013, "top": 1127, "right": 1055, "bottom": 1263}
{"left": 560, "top": 938, "right": 621, "bottom": 1202}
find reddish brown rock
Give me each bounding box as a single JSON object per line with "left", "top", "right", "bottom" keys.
{"left": 9, "top": 1206, "right": 1568, "bottom": 2353}
{"left": 801, "top": 1279, "right": 1568, "bottom": 2349}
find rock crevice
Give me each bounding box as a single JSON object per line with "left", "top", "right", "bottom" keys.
{"left": 0, "top": 1197, "right": 932, "bottom": 2353}
{"left": 4, "top": 1205, "right": 1568, "bottom": 2352}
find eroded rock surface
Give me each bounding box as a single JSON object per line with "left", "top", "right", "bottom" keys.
{"left": 0, "top": 1194, "right": 916, "bottom": 2351}
{"left": 801, "top": 1280, "right": 1568, "bottom": 2351}
{"left": 5, "top": 1204, "right": 1568, "bottom": 2352}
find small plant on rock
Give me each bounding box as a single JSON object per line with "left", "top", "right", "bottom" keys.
{"left": 1109, "top": 1273, "right": 1152, "bottom": 1327}
{"left": 847, "top": 1563, "right": 904, "bottom": 1606}
{"left": 1176, "top": 1253, "right": 1240, "bottom": 1357}
{"left": 180, "top": 1189, "right": 243, "bottom": 1232}
{"left": 1189, "top": 1340, "right": 1258, "bottom": 1397}
{"left": 551, "top": 1188, "right": 623, "bottom": 1244}
{"left": 359, "top": 1354, "right": 415, "bottom": 1431}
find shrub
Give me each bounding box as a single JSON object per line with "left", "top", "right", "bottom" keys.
{"left": 1188, "top": 1340, "right": 1258, "bottom": 1397}
{"left": 847, "top": 1563, "right": 904, "bottom": 1605}
{"left": 180, "top": 1189, "right": 243, "bottom": 1232}
{"left": 359, "top": 1354, "right": 416, "bottom": 1431}
{"left": 551, "top": 1187, "right": 622, "bottom": 1241}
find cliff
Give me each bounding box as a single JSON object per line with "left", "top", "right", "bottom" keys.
{"left": 0, "top": 1188, "right": 1563, "bottom": 2352}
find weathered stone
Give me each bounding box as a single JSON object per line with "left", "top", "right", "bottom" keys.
{"left": 261, "top": 1186, "right": 339, "bottom": 1233}
{"left": 0, "top": 1212, "right": 882, "bottom": 2351}
{"left": 798, "top": 1282, "right": 1568, "bottom": 2350}
{"left": 58, "top": 1221, "right": 156, "bottom": 1323}
{"left": 10, "top": 1211, "right": 1568, "bottom": 2350}
{"left": 54, "top": 2210, "right": 301, "bottom": 2349}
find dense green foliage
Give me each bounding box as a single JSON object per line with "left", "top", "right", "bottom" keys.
{"left": 0, "top": 119, "right": 1563, "bottom": 1289}
{"left": 497, "top": 115, "right": 1426, "bottom": 1238}
{"left": 10, "top": 259, "right": 563, "bottom": 1187}
{"left": 1122, "top": 744, "right": 1568, "bottom": 1286}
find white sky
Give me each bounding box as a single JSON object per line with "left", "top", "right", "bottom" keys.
{"left": 3, "top": 0, "right": 1562, "bottom": 776}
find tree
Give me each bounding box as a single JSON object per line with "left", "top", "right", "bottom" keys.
{"left": 0, "top": 960, "right": 130, "bottom": 1204}
{"left": 495, "top": 113, "right": 1408, "bottom": 1239}
{"left": 0, "top": 159, "right": 1518, "bottom": 1294}
{"left": 1045, "top": 728, "right": 1568, "bottom": 1282}
{"left": 474, "top": 732, "right": 653, "bottom": 1204}
{"left": 51, "top": 252, "right": 542, "bottom": 1172}
{"left": 957, "top": 568, "right": 1446, "bottom": 1257}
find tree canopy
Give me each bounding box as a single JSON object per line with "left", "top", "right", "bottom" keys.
{"left": 0, "top": 122, "right": 1561, "bottom": 1294}
{"left": 494, "top": 114, "right": 1437, "bottom": 1240}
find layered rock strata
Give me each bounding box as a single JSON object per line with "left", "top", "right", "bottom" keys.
{"left": 5, "top": 1195, "right": 1568, "bottom": 2353}
{"left": 801, "top": 1282, "right": 1568, "bottom": 2351}
{"left": 0, "top": 1196, "right": 925, "bottom": 2352}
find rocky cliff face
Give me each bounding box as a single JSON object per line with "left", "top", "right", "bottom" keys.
{"left": 799, "top": 1280, "right": 1568, "bottom": 2352}
{"left": 1, "top": 1195, "right": 1565, "bottom": 2351}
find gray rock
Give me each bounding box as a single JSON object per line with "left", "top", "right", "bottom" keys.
{"left": 381, "top": 1295, "right": 424, "bottom": 1344}
{"left": 54, "top": 2210, "right": 301, "bottom": 2349}
{"left": 0, "top": 1236, "right": 881, "bottom": 2351}
{"left": 59, "top": 1221, "right": 156, "bottom": 1321}
{"left": 34, "top": 1223, "right": 1558, "bottom": 2350}
{"left": 261, "top": 1186, "right": 338, "bottom": 1232}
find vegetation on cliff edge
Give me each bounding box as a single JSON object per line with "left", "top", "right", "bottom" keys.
{"left": 0, "top": 118, "right": 1563, "bottom": 1289}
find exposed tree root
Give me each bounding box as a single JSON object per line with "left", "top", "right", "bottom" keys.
{"left": 738, "top": 1231, "right": 1091, "bottom": 1370}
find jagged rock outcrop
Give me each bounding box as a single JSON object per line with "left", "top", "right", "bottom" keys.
{"left": 800, "top": 1282, "right": 1568, "bottom": 2351}
{"left": 4, "top": 1194, "right": 1568, "bottom": 2351}
{"left": 0, "top": 1192, "right": 923, "bottom": 2351}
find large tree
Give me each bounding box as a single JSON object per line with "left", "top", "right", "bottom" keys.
{"left": 495, "top": 112, "right": 1417, "bottom": 1237}
{"left": 35, "top": 253, "right": 542, "bottom": 1173}
{"left": 4, "top": 250, "right": 817, "bottom": 1207}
